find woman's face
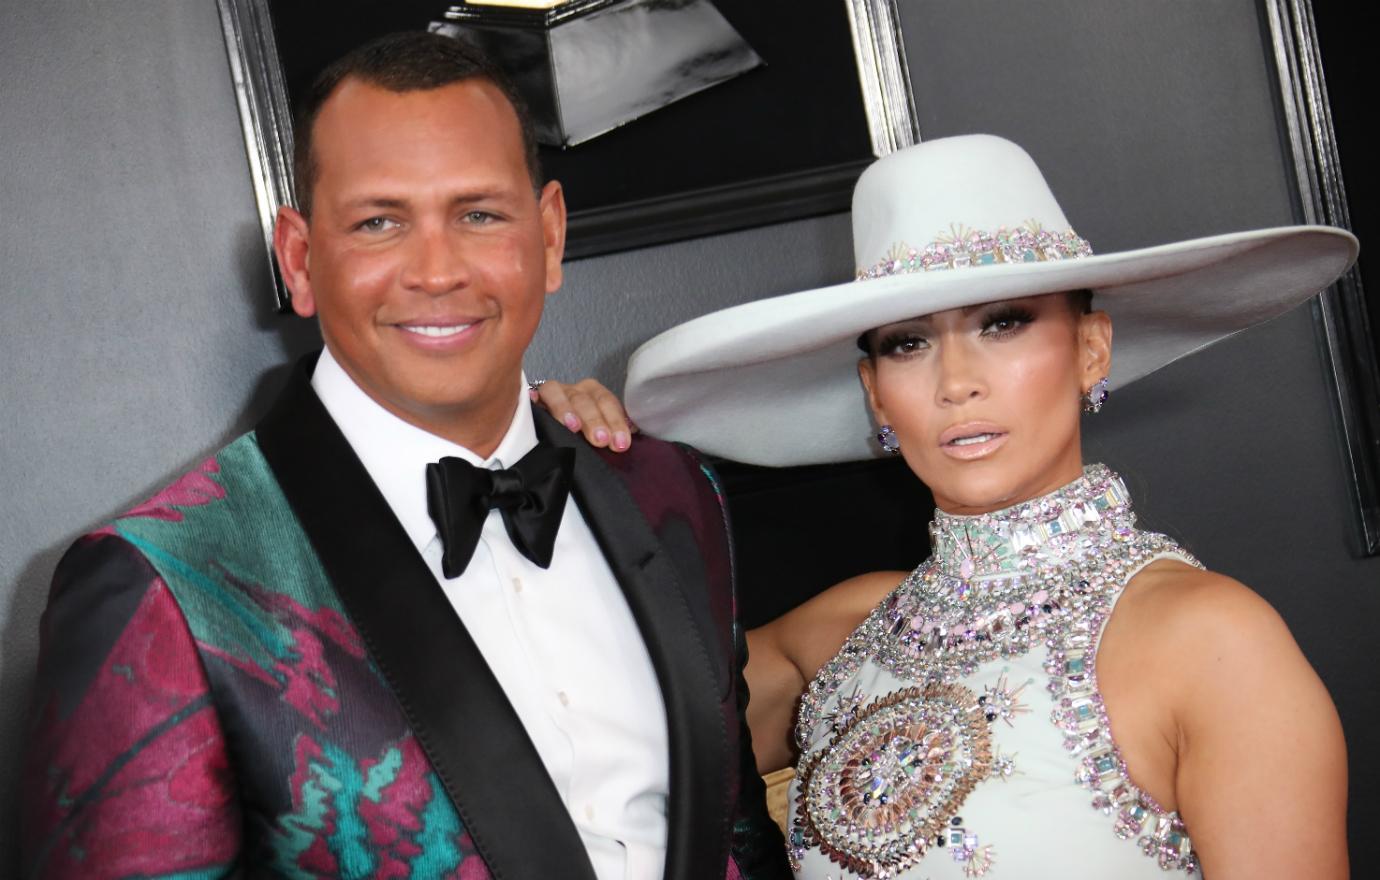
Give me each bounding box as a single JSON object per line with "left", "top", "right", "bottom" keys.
{"left": 858, "top": 292, "right": 1112, "bottom": 516}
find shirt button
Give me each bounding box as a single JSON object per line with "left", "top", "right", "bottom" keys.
{"left": 511, "top": 577, "right": 523, "bottom": 594}
{"left": 557, "top": 691, "right": 570, "bottom": 707}
{"left": 585, "top": 804, "right": 596, "bottom": 821}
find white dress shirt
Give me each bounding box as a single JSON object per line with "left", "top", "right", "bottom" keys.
{"left": 312, "top": 348, "right": 669, "bottom": 880}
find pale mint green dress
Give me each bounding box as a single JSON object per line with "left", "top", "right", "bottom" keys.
{"left": 787, "top": 466, "right": 1201, "bottom": 879}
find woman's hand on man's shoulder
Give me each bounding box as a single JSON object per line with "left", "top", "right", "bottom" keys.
{"left": 530, "top": 377, "right": 636, "bottom": 451}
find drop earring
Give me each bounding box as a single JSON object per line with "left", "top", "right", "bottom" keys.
{"left": 1082, "top": 377, "right": 1110, "bottom": 413}
{"left": 877, "top": 425, "right": 901, "bottom": 455}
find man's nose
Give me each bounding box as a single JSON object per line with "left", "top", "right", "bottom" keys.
{"left": 401, "top": 223, "right": 469, "bottom": 296}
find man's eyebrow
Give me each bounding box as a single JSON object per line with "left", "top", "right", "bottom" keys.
{"left": 339, "top": 190, "right": 515, "bottom": 211}
{"left": 341, "top": 196, "right": 409, "bottom": 211}
{"left": 449, "top": 189, "right": 514, "bottom": 206}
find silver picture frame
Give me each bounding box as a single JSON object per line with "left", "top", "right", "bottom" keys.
{"left": 845, "top": 0, "right": 920, "bottom": 156}
{"left": 217, "top": 0, "right": 293, "bottom": 307}
{"left": 1264, "top": 0, "right": 1379, "bottom": 555}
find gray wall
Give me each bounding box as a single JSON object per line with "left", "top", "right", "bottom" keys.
{"left": 1, "top": 0, "right": 1374, "bottom": 874}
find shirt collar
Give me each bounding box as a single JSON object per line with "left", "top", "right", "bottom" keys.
{"left": 311, "top": 346, "right": 538, "bottom": 553}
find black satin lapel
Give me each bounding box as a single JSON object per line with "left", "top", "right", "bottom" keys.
{"left": 535, "top": 410, "right": 731, "bottom": 880}
{"left": 256, "top": 358, "right": 596, "bottom": 880}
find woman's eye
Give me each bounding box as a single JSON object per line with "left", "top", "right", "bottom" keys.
{"left": 980, "top": 310, "right": 1034, "bottom": 336}
{"left": 881, "top": 334, "right": 927, "bottom": 356}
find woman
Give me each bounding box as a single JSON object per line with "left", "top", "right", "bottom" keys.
{"left": 537, "top": 135, "right": 1355, "bottom": 878}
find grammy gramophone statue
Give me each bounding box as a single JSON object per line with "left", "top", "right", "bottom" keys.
{"left": 430, "top": 0, "right": 762, "bottom": 147}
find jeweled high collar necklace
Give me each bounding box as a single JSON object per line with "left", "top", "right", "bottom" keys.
{"left": 928, "top": 464, "right": 1135, "bottom": 582}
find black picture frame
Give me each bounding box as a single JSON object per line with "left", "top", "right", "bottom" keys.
{"left": 217, "top": 0, "right": 918, "bottom": 307}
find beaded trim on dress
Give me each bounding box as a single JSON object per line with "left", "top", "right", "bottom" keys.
{"left": 791, "top": 465, "right": 1200, "bottom": 876}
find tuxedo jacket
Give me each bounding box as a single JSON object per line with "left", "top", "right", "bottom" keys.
{"left": 21, "top": 359, "right": 788, "bottom": 880}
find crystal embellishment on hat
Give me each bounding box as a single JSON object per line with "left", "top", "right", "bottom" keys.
{"left": 857, "top": 221, "right": 1094, "bottom": 281}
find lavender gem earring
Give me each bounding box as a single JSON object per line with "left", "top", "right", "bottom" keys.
{"left": 877, "top": 425, "right": 901, "bottom": 455}
{"left": 1082, "top": 377, "right": 1110, "bottom": 413}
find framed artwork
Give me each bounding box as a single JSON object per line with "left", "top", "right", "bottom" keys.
{"left": 216, "top": 0, "right": 918, "bottom": 309}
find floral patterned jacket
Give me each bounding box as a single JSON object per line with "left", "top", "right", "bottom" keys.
{"left": 21, "top": 357, "right": 787, "bottom": 880}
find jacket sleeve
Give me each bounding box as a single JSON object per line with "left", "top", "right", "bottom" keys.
{"left": 20, "top": 532, "right": 242, "bottom": 880}
{"left": 725, "top": 616, "right": 793, "bottom": 879}
{"left": 675, "top": 446, "right": 791, "bottom": 880}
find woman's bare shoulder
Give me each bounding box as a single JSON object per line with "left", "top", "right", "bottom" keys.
{"left": 1114, "top": 559, "right": 1324, "bottom": 715}
{"left": 759, "top": 569, "right": 908, "bottom": 684}
{"left": 802, "top": 569, "right": 909, "bottom": 620}
{"left": 1119, "top": 560, "right": 1291, "bottom": 650}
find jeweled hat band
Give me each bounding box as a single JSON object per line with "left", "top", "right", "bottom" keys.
{"left": 857, "top": 221, "right": 1094, "bottom": 281}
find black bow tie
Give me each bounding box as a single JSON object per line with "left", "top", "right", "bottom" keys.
{"left": 425, "top": 445, "right": 576, "bottom": 578}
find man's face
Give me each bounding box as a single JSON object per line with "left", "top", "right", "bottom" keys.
{"left": 277, "top": 77, "right": 565, "bottom": 443}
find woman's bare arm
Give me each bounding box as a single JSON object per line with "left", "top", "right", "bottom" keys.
{"left": 745, "top": 571, "right": 904, "bottom": 773}
{"left": 1105, "top": 565, "right": 1347, "bottom": 879}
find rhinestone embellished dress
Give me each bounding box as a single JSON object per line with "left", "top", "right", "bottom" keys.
{"left": 787, "top": 465, "right": 1201, "bottom": 879}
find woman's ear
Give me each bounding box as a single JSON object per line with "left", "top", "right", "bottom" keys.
{"left": 858, "top": 357, "right": 888, "bottom": 425}
{"left": 1079, "top": 310, "right": 1113, "bottom": 390}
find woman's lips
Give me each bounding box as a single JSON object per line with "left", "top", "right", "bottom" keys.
{"left": 939, "top": 423, "right": 1009, "bottom": 460}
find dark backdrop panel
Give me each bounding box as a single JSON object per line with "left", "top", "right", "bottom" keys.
{"left": 267, "top": 0, "right": 873, "bottom": 213}
{"left": 1312, "top": 3, "right": 1378, "bottom": 364}
{"left": 717, "top": 457, "right": 934, "bottom": 629}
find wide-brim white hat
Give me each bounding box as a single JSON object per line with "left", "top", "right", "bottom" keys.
{"left": 624, "top": 134, "right": 1358, "bottom": 466}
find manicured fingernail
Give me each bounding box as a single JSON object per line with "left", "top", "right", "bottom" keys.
{"left": 563, "top": 413, "right": 580, "bottom": 431}
{"left": 614, "top": 431, "right": 630, "bottom": 450}
{"left": 594, "top": 428, "right": 610, "bottom": 445}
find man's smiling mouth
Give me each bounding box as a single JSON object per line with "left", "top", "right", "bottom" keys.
{"left": 400, "top": 323, "right": 474, "bottom": 338}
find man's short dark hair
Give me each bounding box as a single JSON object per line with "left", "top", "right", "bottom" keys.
{"left": 292, "top": 31, "right": 542, "bottom": 217}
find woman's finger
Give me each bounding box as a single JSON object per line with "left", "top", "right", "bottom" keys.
{"left": 566, "top": 383, "right": 614, "bottom": 447}
{"left": 533, "top": 381, "right": 583, "bottom": 432}
{"left": 588, "top": 384, "right": 634, "bottom": 451}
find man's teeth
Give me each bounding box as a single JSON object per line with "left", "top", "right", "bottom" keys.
{"left": 404, "top": 324, "right": 472, "bottom": 338}
{"left": 951, "top": 433, "right": 997, "bottom": 446}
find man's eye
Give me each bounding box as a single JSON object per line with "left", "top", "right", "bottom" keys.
{"left": 464, "top": 211, "right": 496, "bottom": 224}
{"left": 358, "top": 217, "right": 397, "bottom": 232}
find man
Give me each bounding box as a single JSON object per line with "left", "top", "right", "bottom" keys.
{"left": 21, "top": 33, "right": 786, "bottom": 880}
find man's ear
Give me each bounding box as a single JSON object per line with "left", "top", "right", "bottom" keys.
{"left": 538, "top": 180, "right": 567, "bottom": 295}
{"left": 1079, "top": 309, "right": 1113, "bottom": 391}
{"left": 858, "top": 356, "right": 888, "bottom": 426}
{"left": 274, "top": 205, "right": 316, "bottom": 317}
